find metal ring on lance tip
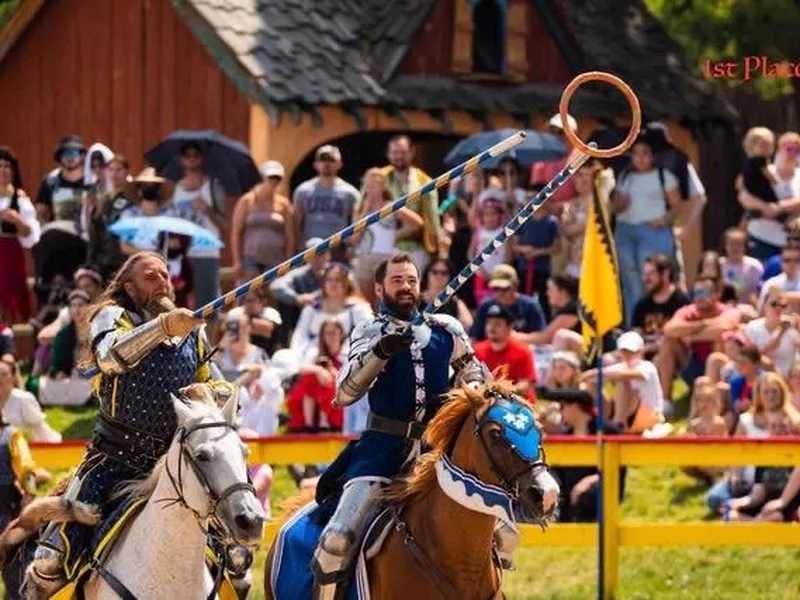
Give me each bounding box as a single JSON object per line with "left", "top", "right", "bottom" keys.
{"left": 415, "top": 71, "right": 641, "bottom": 322}
{"left": 559, "top": 71, "right": 642, "bottom": 158}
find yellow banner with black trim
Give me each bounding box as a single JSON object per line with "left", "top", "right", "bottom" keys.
{"left": 578, "top": 174, "right": 623, "bottom": 362}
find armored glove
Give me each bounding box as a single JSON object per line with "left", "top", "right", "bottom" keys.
{"left": 159, "top": 308, "right": 204, "bottom": 338}
{"left": 374, "top": 331, "right": 413, "bottom": 359}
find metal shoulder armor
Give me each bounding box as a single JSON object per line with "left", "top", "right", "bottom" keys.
{"left": 334, "top": 318, "right": 387, "bottom": 407}
{"left": 428, "top": 313, "right": 489, "bottom": 387}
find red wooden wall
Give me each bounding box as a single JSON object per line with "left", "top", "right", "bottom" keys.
{"left": 0, "top": 0, "right": 251, "bottom": 192}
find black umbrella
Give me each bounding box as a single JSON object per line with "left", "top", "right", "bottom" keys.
{"left": 144, "top": 130, "right": 261, "bottom": 197}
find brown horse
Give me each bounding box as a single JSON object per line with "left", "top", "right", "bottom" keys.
{"left": 265, "top": 381, "right": 559, "bottom": 599}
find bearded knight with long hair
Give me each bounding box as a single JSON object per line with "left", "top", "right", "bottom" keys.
{"left": 24, "top": 252, "right": 238, "bottom": 598}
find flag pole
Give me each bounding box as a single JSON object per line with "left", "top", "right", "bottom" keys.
{"left": 595, "top": 337, "right": 605, "bottom": 599}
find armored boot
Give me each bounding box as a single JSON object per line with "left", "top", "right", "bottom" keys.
{"left": 312, "top": 479, "right": 383, "bottom": 600}
{"left": 23, "top": 534, "right": 67, "bottom": 600}
{"left": 493, "top": 521, "right": 520, "bottom": 570}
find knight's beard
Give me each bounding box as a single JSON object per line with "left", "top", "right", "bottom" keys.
{"left": 383, "top": 291, "right": 418, "bottom": 320}
{"left": 137, "top": 292, "right": 176, "bottom": 319}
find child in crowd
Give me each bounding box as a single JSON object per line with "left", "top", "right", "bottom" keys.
{"left": 689, "top": 380, "right": 728, "bottom": 436}
{"left": 721, "top": 228, "right": 764, "bottom": 305}
{"left": 725, "top": 345, "right": 765, "bottom": 432}
{"left": 470, "top": 192, "right": 509, "bottom": 305}
{"left": 741, "top": 127, "right": 780, "bottom": 221}
{"left": 683, "top": 379, "right": 727, "bottom": 484}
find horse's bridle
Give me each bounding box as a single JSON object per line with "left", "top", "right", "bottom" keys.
{"left": 161, "top": 419, "right": 256, "bottom": 542}
{"left": 92, "top": 419, "right": 256, "bottom": 600}
{"left": 473, "top": 394, "right": 549, "bottom": 502}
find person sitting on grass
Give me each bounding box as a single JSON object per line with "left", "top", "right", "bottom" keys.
{"left": 757, "top": 466, "right": 800, "bottom": 522}
{"left": 682, "top": 379, "right": 727, "bottom": 485}
{"left": 725, "top": 345, "right": 766, "bottom": 433}
{"left": 582, "top": 331, "right": 664, "bottom": 434}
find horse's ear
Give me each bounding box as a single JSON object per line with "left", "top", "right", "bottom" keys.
{"left": 171, "top": 393, "right": 193, "bottom": 425}
{"left": 221, "top": 388, "right": 238, "bottom": 425}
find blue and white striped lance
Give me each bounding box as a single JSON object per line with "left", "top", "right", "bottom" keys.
{"left": 417, "top": 145, "right": 595, "bottom": 321}
{"left": 80, "top": 131, "right": 527, "bottom": 378}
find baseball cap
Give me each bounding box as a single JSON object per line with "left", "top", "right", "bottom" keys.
{"left": 617, "top": 331, "right": 645, "bottom": 353}
{"left": 260, "top": 160, "right": 285, "bottom": 180}
{"left": 485, "top": 303, "right": 513, "bottom": 323}
{"left": 548, "top": 113, "right": 578, "bottom": 133}
{"left": 315, "top": 145, "right": 342, "bottom": 161}
{"left": 551, "top": 350, "right": 581, "bottom": 369}
{"left": 488, "top": 264, "right": 519, "bottom": 290}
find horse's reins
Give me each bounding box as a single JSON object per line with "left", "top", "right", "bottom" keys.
{"left": 93, "top": 419, "right": 255, "bottom": 600}
{"left": 161, "top": 420, "right": 255, "bottom": 533}
{"left": 390, "top": 394, "right": 550, "bottom": 599}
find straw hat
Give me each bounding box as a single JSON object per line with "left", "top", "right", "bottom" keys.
{"left": 133, "top": 167, "right": 167, "bottom": 185}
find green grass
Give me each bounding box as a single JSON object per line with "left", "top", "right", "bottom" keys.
{"left": 31, "top": 407, "right": 800, "bottom": 599}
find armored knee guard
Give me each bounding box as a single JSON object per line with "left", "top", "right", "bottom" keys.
{"left": 493, "top": 521, "right": 520, "bottom": 570}
{"left": 312, "top": 479, "right": 383, "bottom": 589}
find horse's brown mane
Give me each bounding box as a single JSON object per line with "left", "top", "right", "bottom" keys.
{"left": 382, "top": 379, "right": 519, "bottom": 503}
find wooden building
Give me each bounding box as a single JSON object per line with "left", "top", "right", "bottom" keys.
{"left": 0, "top": 0, "right": 736, "bottom": 270}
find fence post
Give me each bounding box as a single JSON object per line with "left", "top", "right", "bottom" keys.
{"left": 602, "top": 440, "right": 621, "bottom": 599}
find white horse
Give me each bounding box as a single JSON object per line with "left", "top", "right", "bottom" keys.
{"left": 70, "top": 386, "right": 266, "bottom": 599}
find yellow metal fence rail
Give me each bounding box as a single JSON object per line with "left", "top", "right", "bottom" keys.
{"left": 30, "top": 435, "right": 800, "bottom": 598}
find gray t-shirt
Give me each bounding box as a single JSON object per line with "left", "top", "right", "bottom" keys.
{"left": 293, "top": 177, "right": 360, "bottom": 244}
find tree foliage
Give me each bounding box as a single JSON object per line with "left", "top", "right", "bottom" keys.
{"left": 0, "top": 0, "right": 19, "bottom": 29}
{"left": 645, "top": 0, "right": 800, "bottom": 98}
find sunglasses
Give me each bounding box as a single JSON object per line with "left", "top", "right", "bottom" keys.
{"left": 770, "top": 301, "right": 789, "bottom": 309}
{"left": 692, "top": 287, "right": 712, "bottom": 299}
{"left": 61, "top": 150, "right": 82, "bottom": 159}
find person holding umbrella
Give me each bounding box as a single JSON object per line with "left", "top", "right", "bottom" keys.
{"left": 118, "top": 169, "right": 196, "bottom": 306}
{"left": 169, "top": 141, "right": 225, "bottom": 306}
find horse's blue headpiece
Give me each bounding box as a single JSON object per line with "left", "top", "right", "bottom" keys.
{"left": 482, "top": 397, "right": 542, "bottom": 463}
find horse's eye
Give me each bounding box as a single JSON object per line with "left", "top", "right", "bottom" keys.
{"left": 195, "top": 449, "right": 212, "bottom": 462}
{"left": 489, "top": 428, "right": 503, "bottom": 442}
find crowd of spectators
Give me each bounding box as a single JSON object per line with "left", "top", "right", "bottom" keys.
{"left": 2, "top": 118, "right": 800, "bottom": 524}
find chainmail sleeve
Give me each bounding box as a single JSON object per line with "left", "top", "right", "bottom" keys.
{"left": 334, "top": 318, "right": 387, "bottom": 407}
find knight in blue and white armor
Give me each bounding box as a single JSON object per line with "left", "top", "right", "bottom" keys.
{"left": 26, "top": 252, "right": 234, "bottom": 599}
{"left": 311, "top": 253, "right": 491, "bottom": 593}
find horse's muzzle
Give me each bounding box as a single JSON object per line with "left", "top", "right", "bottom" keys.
{"left": 225, "top": 492, "right": 266, "bottom": 546}
{"left": 525, "top": 468, "right": 560, "bottom": 519}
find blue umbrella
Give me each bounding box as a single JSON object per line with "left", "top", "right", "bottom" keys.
{"left": 444, "top": 129, "right": 567, "bottom": 169}
{"left": 144, "top": 130, "right": 261, "bottom": 196}
{"left": 109, "top": 216, "right": 224, "bottom": 251}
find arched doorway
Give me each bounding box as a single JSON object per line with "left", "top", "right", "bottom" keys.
{"left": 288, "top": 130, "right": 464, "bottom": 193}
